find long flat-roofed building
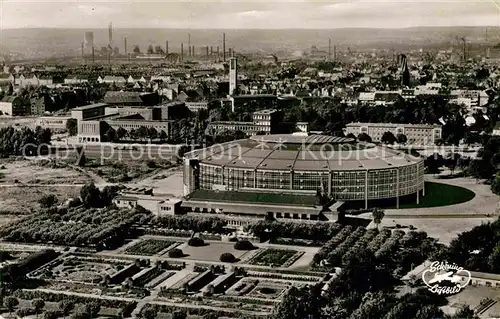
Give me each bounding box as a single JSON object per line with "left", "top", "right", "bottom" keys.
{"left": 345, "top": 122, "right": 442, "bottom": 145}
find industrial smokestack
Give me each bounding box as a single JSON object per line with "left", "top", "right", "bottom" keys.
{"left": 124, "top": 37, "right": 128, "bottom": 55}
{"left": 166, "top": 41, "right": 169, "bottom": 55}
{"left": 188, "top": 33, "right": 191, "bottom": 56}
{"left": 328, "top": 38, "right": 331, "bottom": 59}
{"left": 223, "top": 33, "right": 226, "bottom": 62}
{"left": 192, "top": 46, "right": 195, "bottom": 58}
{"left": 181, "top": 43, "right": 184, "bottom": 61}
{"left": 206, "top": 46, "right": 209, "bottom": 58}
{"left": 217, "top": 46, "right": 220, "bottom": 60}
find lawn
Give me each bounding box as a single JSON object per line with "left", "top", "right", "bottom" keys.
{"left": 125, "top": 239, "right": 176, "bottom": 256}
{"left": 175, "top": 242, "right": 252, "bottom": 262}
{"left": 188, "top": 190, "right": 318, "bottom": 207}
{"left": 395, "top": 182, "right": 475, "bottom": 209}
{"left": 248, "top": 249, "right": 298, "bottom": 267}
{"left": 342, "top": 181, "right": 476, "bottom": 211}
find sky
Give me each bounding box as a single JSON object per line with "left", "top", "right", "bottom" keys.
{"left": 1, "top": 0, "right": 500, "bottom": 29}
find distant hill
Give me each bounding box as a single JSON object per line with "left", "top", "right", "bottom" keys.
{"left": 1, "top": 26, "right": 499, "bottom": 60}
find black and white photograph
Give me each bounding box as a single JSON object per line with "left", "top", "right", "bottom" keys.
{"left": 0, "top": 0, "right": 500, "bottom": 318}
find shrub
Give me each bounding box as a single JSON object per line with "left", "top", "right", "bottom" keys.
{"left": 220, "top": 253, "right": 236, "bottom": 263}
{"left": 188, "top": 237, "right": 205, "bottom": 247}
{"left": 168, "top": 248, "right": 184, "bottom": 258}
{"left": 234, "top": 240, "right": 254, "bottom": 251}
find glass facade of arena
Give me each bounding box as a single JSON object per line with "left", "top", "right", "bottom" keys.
{"left": 292, "top": 172, "right": 330, "bottom": 191}
{"left": 224, "top": 168, "right": 255, "bottom": 190}
{"left": 256, "top": 170, "right": 291, "bottom": 190}
{"left": 331, "top": 171, "right": 366, "bottom": 200}
{"left": 199, "top": 164, "right": 223, "bottom": 190}
{"left": 193, "top": 160, "right": 425, "bottom": 205}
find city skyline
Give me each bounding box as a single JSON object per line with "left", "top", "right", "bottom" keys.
{"left": 1, "top": 0, "right": 499, "bottom": 30}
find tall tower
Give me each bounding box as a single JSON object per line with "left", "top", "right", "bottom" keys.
{"left": 84, "top": 32, "right": 94, "bottom": 54}
{"left": 223, "top": 33, "right": 226, "bottom": 62}
{"left": 108, "top": 22, "right": 113, "bottom": 47}
{"left": 400, "top": 54, "right": 410, "bottom": 87}
{"left": 229, "top": 57, "right": 237, "bottom": 96}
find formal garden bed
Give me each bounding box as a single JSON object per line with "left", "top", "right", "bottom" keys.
{"left": 124, "top": 239, "right": 177, "bottom": 256}
{"left": 248, "top": 249, "right": 298, "bottom": 267}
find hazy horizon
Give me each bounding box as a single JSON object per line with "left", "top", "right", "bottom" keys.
{"left": 3, "top": 26, "right": 500, "bottom": 31}
{"left": 1, "top": 0, "right": 498, "bottom": 29}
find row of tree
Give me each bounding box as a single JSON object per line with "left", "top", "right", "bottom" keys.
{"left": 0, "top": 126, "right": 52, "bottom": 157}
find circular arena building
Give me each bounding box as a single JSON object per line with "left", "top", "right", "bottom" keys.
{"left": 182, "top": 134, "right": 424, "bottom": 221}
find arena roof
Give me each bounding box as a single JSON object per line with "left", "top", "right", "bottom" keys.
{"left": 185, "top": 134, "right": 422, "bottom": 172}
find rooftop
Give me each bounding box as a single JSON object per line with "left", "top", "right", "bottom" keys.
{"left": 185, "top": 134, "right": 421, "bottom": 172}
{"left": 186, "top": 189, "right": 318, "bottom": 207}
{"left": 346, "top": 122, "right": 441, "bottom": 128}
{"left": 72, "top": 103, "right": 108, "bottom": 111}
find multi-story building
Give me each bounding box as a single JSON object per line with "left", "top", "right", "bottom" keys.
{"left": 185, "top": 102, "right": 208, "bottom": 112}
{"left": 207, "top": 109, "right": 281, "bottom": 136}
{"left": 0, "top": 96, "right": 26, "bottom": 116}
{"left": 345, "top": 122, "right": 442, "bottom": 145}
{"left": 104, "top": 106, "right": 162, "bottom": 121}
{"left": 71, "top": 103, "right": 108, "bottom": 121}
{"left": 35, "top": 116, "right": 70, "bottom": 132}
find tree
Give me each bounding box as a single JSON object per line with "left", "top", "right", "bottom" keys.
{"left": 4, "top": 296, "right": 19, "bottom": 316}
{"left": 44, "top": 311, "right": 59, "bottom": 319}
{"left": 133, "top": 45, "right": 141, "bottom": 54}
{"left": 39, "top": 194, "right": 58, "bottom": 208}
{"left": 6, "top": 82, "right": 14, "bottom": 95}
{"left": 372, "top": 209, "right": 385, "bottom": 230}
{"left": 492, "top": 173, "right": 500, "bottom": 195}
{"left": 87, "top": 302, "right": 100, "bottom": 318}
{"left": 66, "top": 118, "right": 78, "bottom": 136}
{"left": 357, "top": 133, "right": 372, "bottom": 143}
{"left": 168, "top": 248, "right": 184, "bottom": 258}
{"left": 220, "top": 253, "right": 236, "bottom": 263}
{"left": 381, "top": 131, "right": 397, "bottom": 145}
{"left": 32, "top": 299, "right": 45, "bottom": 318}
{"left": 136, "top": 126, "right": 148, "bottom": 141}
{"left": 73, "top": 304, "right": 90, "bottom": 319}
{"left": 77, "top": 150, "right": 86, "bottom": 167}
{"left": 159, "top": 130, "right": 168, "bottom": 141}
{"left": 396, "top": 133, "right": 408, "bottom": 144}
{"left": 104, "top": 127, "right": 117, "bottom": 143}
{"left": 424, "top": 154, "right": 443, "bottom": 175}
{"left": 147, "top": 127, "right": 158, "bottom": 141}
{"left": 58, "top": 300, "right": 74, "bottom": 319}
{"left": 80, "top": 182, "right": 101, "bottom": 207}
{"left": 116, "top": 127, "right": 127, "bottom": 140}
{"left": 141, "top": 307, "right": 157, "bottom": 319}
{"left": 188, "top": 237, "right": 205, "bottom": 247}
{"left": 452, "top": 305, "right": 478, "bottom": 319}
{"left": 446, "top": 153, "right": 461, "bottom": 176}
{"left": 172, "top": 310, "right": 187, "bottom": 319}
{"left": 234, "top": 240, "right": 254, "bottom": 251}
